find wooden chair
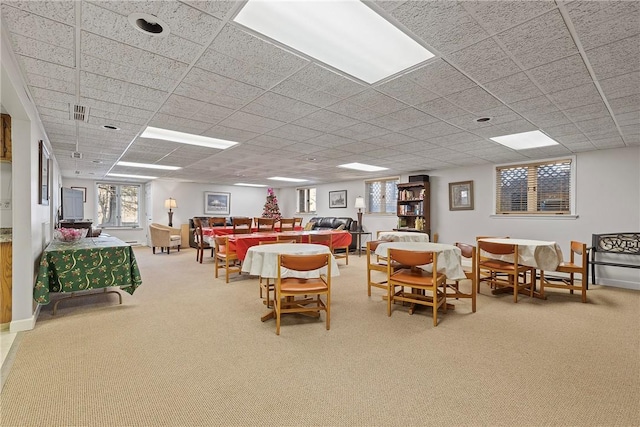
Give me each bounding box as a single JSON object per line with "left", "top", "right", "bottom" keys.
{"left": 293, "top": 217, "right": 303, "bottom": 228}
{"left": 442, "top": 242, "right": 477, "bottom": 312}
{"left": 309, "top": 233, "right": 332, "bottom": 248}
{"left": 279, "top": 218, "right": 296, "bottom": 232}
{"left": 208, "top": 217, "right": 227, "bottom": 227}
{"left": 277, "top": 234, "right": 304, "bottom": 243}
{"left": 255, "top": 217, "right": 276, "bottom": 232}
{"left": 332, "top": 234, "right": 349, "bottom": 265}
{"left": 257, "top": 240, "right": 290, "bottom": 307}
{"left": 475, "top": 236, "right": 509, "bottom": 292}
{"left": 232, "top": 217, "right": 252, "bottom": 234}
{"left": 386, "top": 248, "right": 447, "bottom": 327}
{"left": 540, "top": 241, "right": 588, "bottom": 303}
{"left": 476, "top": 241, "right": 535, "bottom": 303}
{"left": 366, "top": 240, "right": 406, "bottom": 297}
{"left": 214, "top": 236, "right": 241, "bottom": 283}
{"left": 274, "top": 253, "right": 331, "bottom": 335}
{"left": 192, "top": 218, "right": 212, "bottom": 263}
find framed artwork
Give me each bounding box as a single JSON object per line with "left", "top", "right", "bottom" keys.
{"left": 38, "top": 140, "right": 49, "bottom": 205}
{"left": 329, "top": 190, "right": 347, "bottom": 209}
{"left": 71, "top": 186, "right": 87, "bottom": 203}
{"left": 204, "top": 191, "right": 230, "bottom": 215}
{"left": 449, "top": 180, "right": 474, "bottom": 211}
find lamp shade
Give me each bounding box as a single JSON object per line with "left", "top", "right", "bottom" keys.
{"left": 354, "top": 197, "right": 366, "bottom": 209}
{"left": 164, "top": 198, "right": 177, "bottom": 209}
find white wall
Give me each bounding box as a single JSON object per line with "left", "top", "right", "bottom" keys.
{"left": 280, "top": 147, "right": 640, "bottom": 290}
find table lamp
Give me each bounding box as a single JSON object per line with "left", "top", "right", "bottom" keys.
{"left": 164, "top": 197, "right": 177, "bottom": 227}
{"left": 354, "top": 197, "right": 366, "bottom": 231}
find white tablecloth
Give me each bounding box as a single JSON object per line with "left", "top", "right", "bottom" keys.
{"left": 378, "top": 231, "right": 430, "bottom": 242}
{"left": 241, "top": 243, "right": 340, "bottom": 279}
{"left": 478, "top": 238, "right": 564, "bottom": 271}
{"left": 374, "top": 241, "right": 466, "bottom": 280}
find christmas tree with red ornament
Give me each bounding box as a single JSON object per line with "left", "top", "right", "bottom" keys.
{"left": 262, "top": 187, "right": 282, "bottom": 221}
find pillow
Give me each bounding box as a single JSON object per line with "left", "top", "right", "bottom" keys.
{"left": 335, "top": 223, "right": 345, "bottom": 230}
{"left": 304, "top": 221, "right": 316, "bottom": 231}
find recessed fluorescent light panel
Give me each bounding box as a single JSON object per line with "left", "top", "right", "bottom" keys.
{"left": 233, "top": 0, "right": 435, "bottom": 84}
{"left": 140, "top": 126, "right": 238, "bottom": 150}
{"left": 107, "top": 173, "right": 157, "bottom": 180}
{"left": 117, "top": 161, "right": 181, "bottom": 171}
{"left": 235, "top": 183, "right": 268, "bottom": 187}
{"left": 490, "top": 130, "right": 560, "bottom": 150}
{"left": 268, "top": 176, "right": 309, "bottom": 182}
{"left": 338, "top": 162, "right": 389, "bottom": 172}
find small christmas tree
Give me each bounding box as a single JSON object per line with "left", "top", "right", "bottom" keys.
{"left": 262, "top": 187, "right": 282, "bottom": 221}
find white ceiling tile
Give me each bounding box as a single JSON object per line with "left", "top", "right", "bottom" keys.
{"left": 181, "top": 1, "right": 237, "bottom": 20}
{"left": 289, "top": 64, "right": 366, "bottom": 98}
{"left": 463, "top": 1, "right": 557, "bottom": 35}
{"left": 325, "top": 100, "right": 380, "bottom": 122}
{"left": 548, "top": 83, "right": 602, "bottom": 110}
{"left": 9, "top": 32, "right": 74, "bottom": 67}
{"left": 484, "top": 72, "right": 544, "bottom": 104}
{"left": 1, "top": 4, "right": 74, "bottom": 49}
{"left": 587, "top": 35, "right": 640, "bottom": 80}
{"left": 446, "top": 37, "right": 521, "bottom": 84}
{"left": 415, "top": 97, "right": 468, "bottom": 120}
{"left": 496, "top": 9, "right": 578, "bottom": 69}
{"left": 270, "top": 80, "right": 341, "bottom": 108}
{"left": 445, "top": 87, "right": 503, "bottom": 114}
{"left": 3, "top": 0, "right": 75, "bottom": 24}
{"left": 375, "top": 76, "right": 440, "bottom": 106}
{"left": 527, "top": 54, "right": 592, "bottom": 94}
{"left": 407, "top": 59, "right": 477, "bottom": 97}
{"left": 565, "top": 1, "right": 640, "bottom": 50}
{"left": 598, "top": 72, "right": 640, "bottom": 101}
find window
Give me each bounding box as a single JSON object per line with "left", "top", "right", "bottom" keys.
{"left": 96, "top": 183, "right": 141, "bottom": 227}
{"left": 365, "top": 177, "right": 399, "bottom": 214}
{"left": 495, "top": 158, "right": 574, "bottom": 215}
{"left": 297, "top": 187, "right": 316, "bottom": 213}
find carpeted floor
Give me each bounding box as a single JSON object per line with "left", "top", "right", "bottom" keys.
{"left": 1, "top": 246, "right": 638, "bottom": 426}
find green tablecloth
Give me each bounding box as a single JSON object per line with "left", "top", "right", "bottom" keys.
{"left": 34, "top": 235, "right": 142, "bottom": 304}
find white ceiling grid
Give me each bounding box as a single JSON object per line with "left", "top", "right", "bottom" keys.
{"left": 0, "top": 0, "right": 638, "bottom": 185}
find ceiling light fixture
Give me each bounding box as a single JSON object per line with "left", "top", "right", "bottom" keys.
{"left": 233, "top": 0, "right": 435, "bottom": 84}
{"left": 490, "top": 130, "right": 559, "bottom": 150}
{"left": 268, "top": 176, "right": 309, "bottom": 182}
{"left": 338, "top": 162, "right": 389, "bottom": 172}
{"left": 140, "top": 126, "right": 238, "bottom": 150}
{"left": 234, "top": 183, "right": 269, "bottom": 187}
{"left": 117, "top": 161, "right": 181, "bottom": 171}
{"left": 107, "top": 173, "right": 157, "bottom": 180}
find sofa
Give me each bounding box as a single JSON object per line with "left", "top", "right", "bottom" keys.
{"left": 308, "top": 217, "right": 357, "bottom": 250}
{"left": 149, "top": 223, "right": 182, "bottom": 254}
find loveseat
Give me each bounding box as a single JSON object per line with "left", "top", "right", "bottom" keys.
{"left": 308, "top": 217, "right": 357, "bottom": 250}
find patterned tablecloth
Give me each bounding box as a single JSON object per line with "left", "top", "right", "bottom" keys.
{"left": 34, "top": 235, "right": 142, "bottom": 304}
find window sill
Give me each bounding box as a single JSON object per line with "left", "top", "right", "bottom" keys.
{"left": 490, "top": 214, "right": 579, "bottom": 220}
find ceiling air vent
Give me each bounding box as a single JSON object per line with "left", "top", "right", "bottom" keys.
{"left": 71, "top": 152, "right": 83, "bottom": 159}
{"left": 69, "top": 104, "right": 90, "bottom": 122}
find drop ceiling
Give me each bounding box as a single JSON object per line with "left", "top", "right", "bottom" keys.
{"left": 1, "top": 0, "right": 638, "bottom": 186}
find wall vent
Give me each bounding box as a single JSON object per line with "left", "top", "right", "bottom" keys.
{"left": 71, "top": 152, "right": 83, "bottom": 159}
{"left": 69, "top": 104, "right": 90, "bottom": 122}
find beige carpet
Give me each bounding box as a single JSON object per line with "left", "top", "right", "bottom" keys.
{"left": 1, "top": 246, "right": 639, "bottom": 426}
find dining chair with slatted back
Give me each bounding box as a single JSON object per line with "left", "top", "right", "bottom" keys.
{"left": 442, "top": 243, "right": 477, "bottom": 312}
{"left": 476, "top": 241, "right": 534, "bottom": 303}
{"left": 232, "top": 217, "right": 252, "bottom": 234}
{"left": 274, "top": 253, "right": 331, "bottom": 335}
{"left": 277, "top": 234, "right": 303, "bottom": 243}
{"left": 293, "top": 217, "right": 303, "bottom": 228}
{"left": 193, "top": 218, "right": 213, "bottom": 263}
{"left": 309, "top": 233, "right": 332, "bottom": 250}
{"left": 255, "top": 217, "right": 276, "bottom": 232}
{"left": 386, "top": 248, "right": 447, "bottom": 327}
{"left": 367, "top": 240, "right": 398, "bottom": 296}
{"left": 208, "top": 217, "right": 227, "bottom": 227}
{"left": 540, "top": 241, "right": 588, "bottom": 302}
{"left": 257, "top": 239, "right": 292, "bottom": 307}
{"left": 214, "top": 236, "right": 241, "bottom": 283}
{"left": 279, "top": 218, "right": 296, "bottom": 232}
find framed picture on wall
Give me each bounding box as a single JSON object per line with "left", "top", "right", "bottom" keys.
{"left": 204, "top": 191, "right": 230, "bottom": 215}
{"left": 38, "top": 140, "right": 49, "bottom": 206}
{"left": 449, "top": 180, "right": 474, "bottom": 211}
{"left": 329, "top": 190, "right": 347, "bottom": 208}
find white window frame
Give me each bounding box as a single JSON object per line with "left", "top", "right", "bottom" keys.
{"left": 492, "top": 156, "right": 577, "bottom": 218}
{"left": 365, "top": 176, "right": 399, "bottom": 215}
{"left": 96, "top": 182, "right": 142, "bottom": 228}
{"left": 296, "top": 187, "right": 316, "bottom": 214}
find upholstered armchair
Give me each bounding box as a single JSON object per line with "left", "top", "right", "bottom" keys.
{"left": 149, "top": 223, "right": 182, "bottom": 254}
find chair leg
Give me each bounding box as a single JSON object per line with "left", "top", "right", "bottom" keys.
{"left": 167, "top": 247, "right": 170, "bottom": 254}
{"left": 152, "top": 247, "right": 156, "bottom": 254}
{"left": 326, "top": 293, "right": 330, "bottom": 330}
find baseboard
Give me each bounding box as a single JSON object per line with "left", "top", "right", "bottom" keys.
{"left": 10, "top": 307, "right": 39, "bottom": 332}
{"left": 595, "top": 277, "right": 640, "bottom": 291}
